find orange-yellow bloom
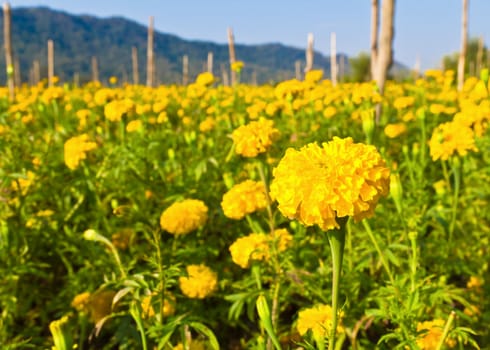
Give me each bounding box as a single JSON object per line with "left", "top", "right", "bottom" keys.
{"left": 231, "top": 118, "right": 279, "bottom": 158}
{"left": 429, "top": 121, "right": 478, "bottom": 161}
{"left": 221, "top": 180, "right": 267, "bottom": 219}
{"left": 160, "top": 199, "right": 208, "bottom": 235}
{"left": 296, "top": 304, "right": 343, "bottom": 339}
{"left": 179, "top": 264, "right": 218, "bottom": 299}
{"left": 270, "top": 137, "right": 390, "bottom": 230}
{"left": 416, "top": 319, "right": 455, "bottom": 349}
{"left": 64, "top": 134, "right": 97, "bottom": 170}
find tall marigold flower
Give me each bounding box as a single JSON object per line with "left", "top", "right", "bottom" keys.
{"left": 160, "top": 199, "right": 208, "bottom": 235}
{"left": 231, "top": 118, "right": 279, "bottom": 158}
{"left": 384, "top": 123, "right": 407, "bottom": 138}
{"left": 296, "top": 304, "right": 343, "bottom": 339}
{"left": 429, "top": 121, "right": 478, "bottom": 161}
{"left": 416, "top": 319, "right": 455, "bottom": 349}
{"left": 270, "top": 137, "right": 390, "bottom": 231}
{"left": 64, "top": 134, "right": 97, "bottom": 170}
{"left": 221, "top": 180, "right": 267, "bottom": 219}
{"left": 179, "top": 264, "right": 218, "bottom": 299}
{"left": 229, "top": 229, "right": 293, "bottom": 268}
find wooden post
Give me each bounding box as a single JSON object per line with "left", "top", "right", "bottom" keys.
{"left": 221, "top": 63, "right": 229, "bottom": 86}
{"left": 227, "top": 27, "right": 236, "bottom": 85}
{"left": 457, "top": 0, "right": 468, "bottom": 90}
{"left": 476, "top": 36, "right": 483, "bottom": 76}
{"left": 207, "top": 51, "right": 213, "bottom": 73}
{"left": 182, "top": 55, "right": 189, "bottom": 85}
{"left": 33, "top": 60, "right": 40, "bottom": 85}
{"left": 370, "top": 0, "right": 379, "bottom": 80}
{"left": 73, "top": 72, "right": 79, "bottom": 87}
{"left": 47, "top": 39, "right": 54, "bottom": 86}
{"left": 14, "top": 57, "right": 20, "bottom": 87}
{"left": 374, "top": 0, "right": 395, "bottom": 95}
{"left": 295, "top": 60, "right": 301, "bottom": 80}
{"left": 251, "top": 70, "right": 257, "bottom": 85}
{"left": 91, "top": 56, "right": 99, "bottom": 82}
{"left": 304, "top": 33, "right": 314, "bottom": 73}
{"left": 132, "top": 46, "right": 139, "bottom": 84}
{"left": 330, "top": 32, "right": 337, "bottom": 86}
{"left": 413, "top": 55, "right": 421, "bottom": 80}
{"left": 29, "top": 67, "right": 34, "bottom": 86}
{"left": 146, "top": 16, "right": 155, "bottom": 87}
{"left": 3, "top": 2, "right": 15, "bottom": 100}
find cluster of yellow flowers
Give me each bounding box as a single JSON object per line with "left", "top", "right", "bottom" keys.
{"left": 429, "top": 120, "right": 478, "bottom": 161}
{"left": 179, "top": 264, "right": 218, "bottom": 299}
{"left": 384, "top": 122, "right": 408, "bottom": 138}
{"left": 221, "top": 180, "right": 267, "bottom": 219}
{"left": 140, "top": 293, "right": 176, "bottom": 319}
{"left": 160, "top": 199, "right": 208, "bottom": 235}
{"left": 296, "top": 304, "right": 343, "bottom": 339}
{"left": 231, "top": 118, "right": 279, "bottom": 157}
{"left": 63, "top": 134, "right": 97, "bottom": 170}
{"left": 229, "top": 229, "right": 293, "bottom": 268}
{"left": 270, "top": 137, "right": 390, "bottom": 230}
{"left": 416, "top": 319, "right": 455, "bottom": 349}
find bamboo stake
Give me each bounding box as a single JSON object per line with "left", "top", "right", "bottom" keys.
{"left": 132, "top": 46, "right": 139, "bottom": 85}
{"left": 227, "top": 27, "right": 237, "bottom": 85}
{"left": 207, "top": 51, "right": 213, "bottom": 73}
{"left": 146, "top": 16, "right": 154, "bottom": 87}
{"left": 182, "top": 55, "right": 189, "bottom": 85}
{"left": 73, "top": 72, "right": 79, "bottom": 87}
{"left": 251, "top": 70, "right": 257, "bottom": 85}
{"left": 304, "top": 33, "right": 314, "bottom": 73}
{"left": 91, "top": 56, "right": 99, "bottom": 82}
{"left": 3, "top": 2, "right": 15, "bottom": 100}
{"left": 413, "top": 55, "right": 421, "bottom": 80}
{"left": 330, "top": 32, "right": 337, "bottom": 86}
{"left": 47, "top": 39, "right": 54, "bottom": 86}
{"left": 29, "top": 67, "right": 34, "bottom": 86}
{"left": 370, "top": 0, "right": 379, "bottom": 80}
{"left": 221, "top": 63, "right": 229, "bottom": 86}
{"left": 374, "top": 0, "right": 395, "bottom": 95}
{"left": 457, "top": 0, "right": 468, "bottom": 90}
{"left": 295, "top": 60, "right": 301, "bottom": 80}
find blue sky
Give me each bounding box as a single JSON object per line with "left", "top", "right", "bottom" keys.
{"left": 8, "top": 0, "right": 490, "bottom": 70}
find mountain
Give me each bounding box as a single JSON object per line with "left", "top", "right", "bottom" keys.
{"left": 0, "top": 7, "right": 407, "bottom": 85}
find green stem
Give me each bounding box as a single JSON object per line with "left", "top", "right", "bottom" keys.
{"left": 327, "top": 218, "right": 347, "bottom": 350}
{"left": 448, "top": 158, "right": 461, "bottom": 245}
{"left": 409, "top": 231, "right": 418, "bottom": 293}
{"left": 435, "top": 311, "right": 456, "bottom": 350}
{"left": 362, "top": 220, "right": 400, "bottom": 299}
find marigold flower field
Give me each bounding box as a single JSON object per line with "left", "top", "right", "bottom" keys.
{"left": 1, "top": 69, "right": 489, "bottom": 349}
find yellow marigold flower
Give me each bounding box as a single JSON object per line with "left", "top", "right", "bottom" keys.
{"left": 305, "top": 69, "right": 324, "bottom": 83}
{"left": 109, "top": 76, "right": 118, "bottom": 85}
{"left": 416, "top": 319, "right": 455, "bottom": 349}
{"left": 229, "top": 233, "right": 269, "bottom": 268}
{"left": 429, "top": 121, "right": 478, "bottom": 161}
{"left": 140, "top": 293, "right": 176, "bottom": 319}
{"left": 231, "top": 118, "right": 280, "bottom": 158}
{"left": 126, "top": 119, "right": 143, "bottom": 132}
{"left": 195, "top": 72, "right": 215, "bottom": 86}
{"left": 104, "top": 100, "right": 129, "bottom": 122}
{"left": 429, "top": 103, "right": 446, "bottom": 115}
{"left": 231, "top": 60, "right": 244, "bottom": 72}
{"left": 160, "top": 199, "right": 208, "bottom": 235}
{"left": 71, "top": 292, "right": 91, "bottom": 313}
{"left": 229, "top": 229, "right": 293, "bottom": 268}
{"left": 393, "top": 96, "right": 415, "bottom": 110}
{"left": 179, "top": 264, "right": 218, "bottom": 299}
{"left": 111, "top": 229, "right": 133, "bottom": 250}
{"left": 466, "top": 276, "right": 484, "bottom": 290}
{"left": 384, "top": 123, "right": 407, "bottom": 138}
{"left": 64, "top": 134, "right": 97, "bottom": 170}
{"left": 323, "top": 106, "right": 337, "bottom": 119}
{"left": 221, "top": 180, "right": 267, "bottom": 220}
{"left": 296, "top": 304, "right": 343, "bottom": 339}
{"left": 199, "top": 116, "right": 215, "bottom": 132}
{"left": 270, "top": 137, "right": 390, "bottom": 230}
